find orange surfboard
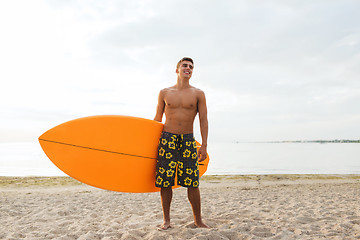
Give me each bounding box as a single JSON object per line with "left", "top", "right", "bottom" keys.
{"left": 38, "top": 115, "right": 209, "bottom": 193}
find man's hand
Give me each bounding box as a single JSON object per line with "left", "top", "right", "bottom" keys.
{"left": 198, "top": 145, "right": 207, "bottom": 162}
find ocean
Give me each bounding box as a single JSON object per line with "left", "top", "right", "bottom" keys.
{"left": 0, "top": 141, "right": 359, "bottom": 176}
{"left": 207, "top": 142, "right": 360, "bottom": 175}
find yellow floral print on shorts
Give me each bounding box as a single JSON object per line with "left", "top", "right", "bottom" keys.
{"left": 155, "top": 131, "right": 199, "bottom": 188}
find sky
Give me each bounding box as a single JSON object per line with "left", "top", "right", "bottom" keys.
{"left": 1, "top": 0, "right": 360, "bottom": 144}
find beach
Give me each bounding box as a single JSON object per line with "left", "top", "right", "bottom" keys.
{"left": 1, "top": 175, "right": 360, "bottom": 239}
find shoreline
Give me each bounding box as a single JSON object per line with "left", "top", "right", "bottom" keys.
{"left": 1, "top": 174, "right": 359, "bottom": 188}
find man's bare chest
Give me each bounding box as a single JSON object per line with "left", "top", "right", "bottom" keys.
{"left": 164, "top": 92, "right": 198, "bottom": 109}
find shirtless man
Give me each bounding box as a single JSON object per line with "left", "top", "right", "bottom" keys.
{"left": 154, "top": 57, "right": 209, "bottom": 230}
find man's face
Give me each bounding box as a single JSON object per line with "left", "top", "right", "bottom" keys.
{"left": 176, "top": 60, "right": 194, "bottom": 79}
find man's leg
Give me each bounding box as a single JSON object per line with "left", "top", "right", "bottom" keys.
{"left": 160, "top": 187, "right": 173, "bottom": 229}
{"left": 187, "top": 187, "right": 209, "bottom": 228}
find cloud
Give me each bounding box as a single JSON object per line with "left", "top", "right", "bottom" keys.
{"left": 1, "top": 0, "right": 359, "bottom": 142}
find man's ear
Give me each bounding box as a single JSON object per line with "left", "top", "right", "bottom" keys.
{"left": 175, "top": 68, "right": 179, "bottom": 74}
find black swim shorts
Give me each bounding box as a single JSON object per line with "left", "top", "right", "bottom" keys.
{"left": 155, "top": 132, "right": 199, "bottom": 188}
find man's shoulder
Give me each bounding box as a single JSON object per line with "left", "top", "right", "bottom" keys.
{"left": 190, "top": 86, "right": 205, "bottom": 96}
{"left": 185, "top": 84, "right": 202, "bottom": 92}
{"left": 159, "top": 87, "right": 174, "bottom": 94}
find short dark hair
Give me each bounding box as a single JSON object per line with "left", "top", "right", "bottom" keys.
{"left": 176, "top": 57, "right": 194, "bottom": 69}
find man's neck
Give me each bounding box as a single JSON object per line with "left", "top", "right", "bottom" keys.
{"left": 176, "top": 77, "right": 191, "bottom": 89}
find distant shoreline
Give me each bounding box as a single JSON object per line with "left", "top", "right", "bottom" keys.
{"left": 234, "top": 139, "right": 360, "bottom": 143}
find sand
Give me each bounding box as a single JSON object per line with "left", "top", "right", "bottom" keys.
{"left": 1, "top": 175, "right": 360, "bottom": 240}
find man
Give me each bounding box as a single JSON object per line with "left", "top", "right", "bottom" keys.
{"left": 154, "top": 57, "right": 209, "bottom": 230}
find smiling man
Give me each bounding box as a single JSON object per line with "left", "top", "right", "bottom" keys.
{"left": 154, "top": 57, "right": 209, "bottom": 230}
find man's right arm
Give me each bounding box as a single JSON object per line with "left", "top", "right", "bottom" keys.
{"left": 154, "top": 90, "right": 165, "bottom": 122}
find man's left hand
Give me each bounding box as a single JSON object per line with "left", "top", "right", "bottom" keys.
{"left": 198, "top": 145, "right": 207, "bottom": 162}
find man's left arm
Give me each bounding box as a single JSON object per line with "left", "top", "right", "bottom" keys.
{"left": 197, "top": 90, "right": 208, "bottom": 162}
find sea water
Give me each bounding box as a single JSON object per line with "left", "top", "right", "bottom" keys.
{"left": 206, "top": 142, "right": 360, "bottom": 175}
{"left": 0, "top": 141, "right": 359, "bottom": 176}
{"left": 0, "top": 142, "right": 65, "bottom": 176}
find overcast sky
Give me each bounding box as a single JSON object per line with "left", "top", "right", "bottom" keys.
{"left": 1, "top": 0, "right": 359, "bottom": 144}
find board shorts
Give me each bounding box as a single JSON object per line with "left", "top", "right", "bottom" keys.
{"left": 155, "top": 131, "right": 199, "bottom": 188}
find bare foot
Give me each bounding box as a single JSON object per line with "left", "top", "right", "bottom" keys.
{"left": 158, "top": 221, "right": 171, "bottom": 231}
{"left": 195, "top": 221, "right": 210, "bottom": 228}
